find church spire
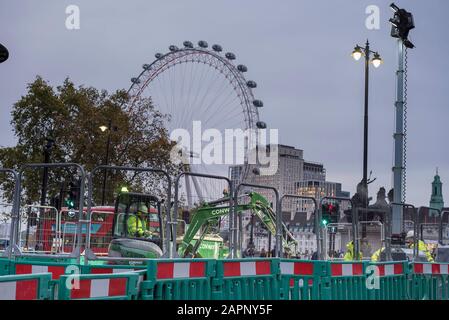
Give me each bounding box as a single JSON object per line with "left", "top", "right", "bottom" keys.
{"left": 430, "top": 168, "right": 444, "bottom": 214}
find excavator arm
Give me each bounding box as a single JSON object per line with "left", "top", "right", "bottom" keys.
{"left": 178, "top": 192, "right": 298, "bottom": 258}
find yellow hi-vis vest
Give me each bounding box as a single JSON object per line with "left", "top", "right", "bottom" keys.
{"left": 127, "top": 215, "right": 147, "bottom": 237}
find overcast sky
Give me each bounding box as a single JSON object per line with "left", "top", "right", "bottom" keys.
{"left": 1, "top": 0, "right": 448, "bottom": 206}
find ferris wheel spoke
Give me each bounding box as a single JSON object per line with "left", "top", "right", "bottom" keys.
{"left": 195, "top": 66, "right": 224, "bottom": 118}
{"left": 203, "top": 95, "right": 240, "bottom": 127}
{"left": 201, "top": 89, "right": 236, "bottom": 125}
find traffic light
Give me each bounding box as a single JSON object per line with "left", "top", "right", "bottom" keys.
{"left": 65, "top": 179, "right": 80, "bottom": 209}
{"left": 321, "top": 203, "right": 340, "bottom": 226}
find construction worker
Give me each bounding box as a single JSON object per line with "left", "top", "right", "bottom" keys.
{"left": 127, "top": 204, "right": 151, "bottom": 238}
{"left": 371, "top": 247, "right": 385, "bottom": 262}
{"left": 343, "top": 240, "right": 362, "bottom": 261}
{"left": 405, "top": 230, "right": 434, "bottom": 262}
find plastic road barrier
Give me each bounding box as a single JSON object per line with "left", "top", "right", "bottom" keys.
{"left": 326, "top": 261, "right": 366, "bottom": 300}
{"left": 213, "top": 259, "right": 279, "bottom": 300}
{"left": 411, "top": 262, "right": 449, "bottom": 300}
{"left": 0, "top": 272, "right": 52, "bottom": 300}
{"left": 279, "top": 259, "right": 326, "bottom": 300}
{"left": 141, "top": 259, "right": 215, "bottom": 300}
{"left": 57, "top": 272, "right": 139, "bottom": 300}
{"left": 366, "top": 261, "right": 409, "bottom": 300}
{"left": 0, "top": 258, "right": 10, "bottom": 276}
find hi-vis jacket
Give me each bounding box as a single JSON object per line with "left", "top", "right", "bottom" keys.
{"left": 127, "top": 215, "right": 147, "bottom": 237}
{"left": 371, "top": 240, "right": 434, "bottom": 262}
{"left": 343, "top": 241, "right": 363, "bottom": 261}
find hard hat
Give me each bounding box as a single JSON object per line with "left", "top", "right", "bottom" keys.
{"left": 137, "top": 204, "right": 148, "bottom": 214}
{"left": 406, "top": 230, "right": 414, "bottom": 239}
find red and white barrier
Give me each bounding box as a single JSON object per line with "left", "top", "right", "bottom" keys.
{"left": 15, "top": 264, "right": 66, "bottom": 280}
{"left": 70, "top": 278, "right": 128, "bottom": 299}
{"left": 414, "top": 263, "right": 449, "bottom": 275}
{"left": 331, "top": 263, "right": 363, "bottom": 276}
{"left": 223, "top": 261, "right": 271, "bottom": 277}
{"left": 0, "top": 279, "right": 39, "bottom": 300}
{"left": 156, "top": 261, "right": 206, "bottom": 279}
{"left": 280, "top": 261, "right": 314, "bottom": 276}
{"left": 375, "top": 263, "right": 404, "bottom": 276}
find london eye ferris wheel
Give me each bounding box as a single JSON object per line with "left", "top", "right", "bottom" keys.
{"left": 127, "top": 40, "right": 266, "bottom": 207}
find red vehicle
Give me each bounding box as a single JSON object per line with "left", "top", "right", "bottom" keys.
{"left": 37, "top": 204, "right": 158, "bottom": 255}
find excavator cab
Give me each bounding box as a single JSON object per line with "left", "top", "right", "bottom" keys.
{"left": 108, "top": 191, "right": 164, "bottom": 259}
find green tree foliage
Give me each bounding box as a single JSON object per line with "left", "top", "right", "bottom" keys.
{"left": 0, "top": 76, "right": 178, "bottom": 205}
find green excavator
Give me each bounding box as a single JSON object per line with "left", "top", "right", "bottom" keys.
{"left": 108, "top": 190, "right": 298, "bottom": 260}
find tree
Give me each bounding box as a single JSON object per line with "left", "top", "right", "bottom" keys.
{"left": 0, "top": 76, "right": 178, "bottom": 205}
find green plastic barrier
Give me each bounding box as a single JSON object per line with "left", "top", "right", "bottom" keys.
{"left": 365, "top": 261, "right": 409, "bottom": 300}
{"left": 0, "top": 257, "right": 11, "bottom": 276}
{"left": 10, "top": 259, "right": 79, "bottom": 300}
{"left": 278, "top": 259, "right": 326, "bottom": 300}
{"left": 213, "top": 258, "right": 279, "bottom": 300}
{"left": 325, "top": 260, "right": 367, "bottom": 300}
{"left": 0, "top": 272, "right": 52, "bottom": 300}
{"left": 141, "top": 259, "right": 216, "bottom": 300}
{"left": 57, "top": 272, "right": 139, "bottom": 300}
{"left": 324, "top": 260, "right": 410, "bottom": 300}
{"left": 410, "top": 262, "right": 449, "bottom": 300}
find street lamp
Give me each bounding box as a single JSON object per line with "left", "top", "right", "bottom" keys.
{"left": 0, "top": 43, "right": 9, "bottom": 64}
{"left": 351, "top": 40, "right": 383, "bottom": 208}
{"left": 99, "top": 120, "right": 117, "bottom": 205}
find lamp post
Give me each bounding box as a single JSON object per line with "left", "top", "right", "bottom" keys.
{"left": 351, "top": 40, "right": 383, "bottom": 208}
{"left": 99, "top": 120, "right": 117, "bottom": 205}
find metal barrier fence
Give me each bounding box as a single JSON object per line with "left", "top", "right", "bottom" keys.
{"left": 14, "top": 163, "right": 87, "bottom": 263}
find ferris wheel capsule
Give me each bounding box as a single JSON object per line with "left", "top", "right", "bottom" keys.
{"left": 169, "top": 45, "right": 179, "bottom": 52}
{"left": 256, "top": 121, "right": 267, "bottom": 129}
{"left": 198, "top": 40, "right": 208, "bottom": 48}
{"left": 142, "top": 64, "right": 151, "bottom": 70}
{"left": 183, "top": 41, "right": 194, "bottom": 48}
{"left": 225, "top": 52, "right": 236, "bottom": 60}
{"left": 212, "top": 44, "right": 222, "bottom": 52}
{"left": 131, "top": 77, "right": 141, "bottom": 84}
{"left": 253, "top": 100, "right": 263, "bottom": 107}
{"left": 246, "top": 80, "right": 257, "bottom": 88}
{"left": 237, "top": 65, "right": 248, "bottom": 72}
{"left": 155, "top": 53, "right": 163, "bottom": 59}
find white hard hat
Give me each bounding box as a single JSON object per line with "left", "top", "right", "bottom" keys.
{"left": 406, "top": 230, "right": 414, "bottom": 239}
